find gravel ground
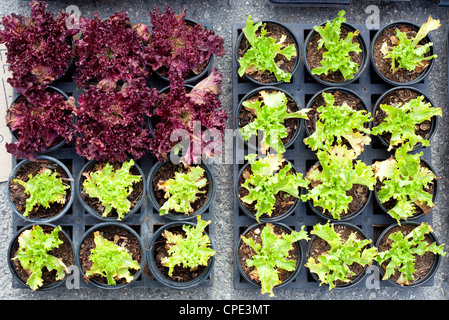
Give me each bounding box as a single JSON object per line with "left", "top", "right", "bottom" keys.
{"left": 0, "top": 0, "right": 448, "bottom": 301}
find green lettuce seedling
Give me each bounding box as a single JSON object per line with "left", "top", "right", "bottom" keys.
{"left": 376, "top": 222, "right": 445, "bottom": 286}
{"left": 305, "top": 221, "right": 377, "bottom": 290}
{"left": 82, "top": 159, "right": 142, "bottom": 220}
{"left": 241, "top": 153, "right": 309, "bottom": 222}
{"left": 85, "top": 231, "right": 140, "bottom": 285}
{"left": 161, "top": 215, "right": 215, "bottom": 278}
{"left": 311, "top": 10, "right": 362, "bottom": 81}
{"left": 240, "top": 90, "right": 309, "bottom": 154}
{"left": 372, "top": 143, "right": 437, "bottom": 223}
{"left": 240, "top": 223, "right": 310, "bottom": 297}
{"left": 304, "top": 91, "right": 372, "bottom": 155}
{"left": 383, "top": 16, "right": 441, "bottom": 74}
{"left": 371, "top": 95, "right": 442, "bottom": 151}
{"left": 301, "top": 145, "right": 375, "bottom": 220}
{"left": 157, "top": 165, "right": 207, "bottom": 216}
{"left": 14, "top": 169, "right": 69, "bottom": 217}
{"left": 12, "top": 225, "right": 68, "bottom": 291}
{"left": 238, "top": 15, "right": 297, "bottom": 83}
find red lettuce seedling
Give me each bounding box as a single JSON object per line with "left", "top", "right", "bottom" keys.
{"left": 149, "top": 69, "right": 227, "bottom": 164}
{"left": 6, "top": 90, "right": 76, "bottom": 161}
{"left": 147, "top": 5, "right": 225, "bottom": 79}
{"left": 0, "top": 0, "right": 78, "bottom": 95}
{"left": 74, "top": 78, "right": 160, "bottom": 162}
{"left": 74, "top": 11, "right": 150, "bottom": 89}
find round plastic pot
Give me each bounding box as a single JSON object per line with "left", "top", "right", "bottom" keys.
{"left": 375, "top": 221, "right": 442, "bottom": 287}
{"left": 147, "top": 160, "right": 215, "bottom": 221}
{"left": 76, "top": 222, "right": 145, "bottom": 290}
{"left": 374, "top": 158, "right": 438, "bottom": 221}
{"left": 8, "top": 86, "right": 71, "bottom": 154}
{"left": 235, "top": 20, "right": 301, "bottom": 86}
{"left": 235, "top": 158, "right": 300, "bottom": 222}
{"left": 304, "top": 86, "right": 371, "bottom": 139}
{"left": 370, "top": 21, "right": 435, "bottom": 86}
{"left": 7, "top": 223, "right": 74, "bottom": 291}
{"left": 77, "top": 160, "right": 146, "bottom": 222}
{"left": 304, "top": 22, "right": 368, "bottom": 86}
{"left": 306, "top": 222, "right": 372, "bottom": 289}
{"left": 235, "top": 86, "right": 303, "bottom": 153}
{"left": 152, "top": 18, "right": 213, "bottom": 84}
{"left": 236, "top": 222, "right": 303, "bottom": 292}
{"left": 146, "top": 220, "right": 215, "bottom": 289}
{"left": 7, "top": 155, "right": 75, "bottom": 223}
{"left": 372, "top": 86, "right": 438, "bottom": 152}
{"left": 305, "top": 161, "right": 372, "bottom": 221}
{"left": 146, "top": 84, "right": 194, "bottom": 138}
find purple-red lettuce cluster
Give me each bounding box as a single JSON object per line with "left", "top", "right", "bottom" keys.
{"left": 149, "top": 69, "right": 227, "bottom": 164}
{"left": 147, "top": 5, "right": 225, "bottom": 79}
{"left": 73, "top": 11, "right": 150, "bottom": 89}
{"left": 75, "top": 78, "right": 160, "bottom": 162}
{"left": 0, "top": 0, "right": 77, "bottom": 95}
{"left": 6, "top": 89, "right": 76, "bottom": 161}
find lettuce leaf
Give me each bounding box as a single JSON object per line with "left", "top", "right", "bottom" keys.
{"left": 238, "top": 15, "right": 297, "bottom": 83}
{"left": 305, "top": 221, "right": 377, "bottom": 290}
{"left": 311, "top": 10, "right": 362, "bottom": 80}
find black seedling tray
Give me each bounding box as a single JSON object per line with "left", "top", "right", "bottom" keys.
{"left": 232, "top": 22, "right": 434, "bottom": 291}
{"left": 8, "top": 21, "right": 216, "bottom": 290}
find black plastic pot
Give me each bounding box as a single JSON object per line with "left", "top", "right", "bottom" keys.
{"left": 372, "top": 86, "right": 439, "bottom": 152}
{"left": 7, "top": 223, "right": 74, "bottom": 291}
{"left": 235, "top": 20, "right": 301, "bottom": 86}
{"left": 146, "top": 220, "right": 215, "bottom": 289}
{"left": 306, "top": 222, "right": 372, "bottom": 289}
{"left": 146, "top": 84, "right": 194, "bottom": 139}
{"left": 8, "top": 86, "right": 72, "bottom": 155}
{"left": 236, "top": 222, "right": 303, "bottom": 292}
{"left": 235, "top": 86, "right": 303, "bottom": 153}
{"left": 76, "top": 222, "right": 145, "bottom": 290}
{"left": 375, "top": 221, "right": 442, "bottom": 287}
{"left": 235, "top": 158, "right": 301, "bottom": 222}
{"left": 304, "top": 22, "right": 368, "bottom": 86}
{"left": 304, "top": 86, "right": 371, "bottom": 139}
{"left": 77, "top": 160, "right": 146, "bottom": 221}
{"left": 152, "top": 18, "right": 214, "bottom": 84}
{"left": 305, "top": 160, "right": 372, "bottom": 221}
{"left": 147, "top": 160, "right": 215, "bottom": 221}
{"left": 7, "top": 155, "right": 75, "bottom": 223}
{"left": 370, "top": 21, "right": 436, "bottom": 86}
{"left": 374, "top": 158, "right": 438, "bottom": 221}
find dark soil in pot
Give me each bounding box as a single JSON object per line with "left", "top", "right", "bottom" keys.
{"left": 237, "top": 22, "right": 298, "bottom": 84}
{"left": 377, "top": 224, "right": 436, "bottom": 285}
{"left": 153, "top": 225, "right": 207, "bottom": 282}
{"left": 11, "top": 225, "right": 73, "bottom": 288}
{"left": 373, "top": 88, "right": 433, "bottom": 148}
{"left": 80, "top": 161, "right": 144, "bottom": 219}
{"left": 237, "top": 162, "right": 298, "bottom": 220}
{"left": 307, "top": 163, "right": 370, "bottom": 220}
{"left": 306, "top": 89, "right": 368, "bottom": 136}
{"left": 9, "top": 159, "right": 72, "bottom": 220}
{"left": 372, "top": 24, "right": 431, "bottom": 84}
{"left": 79, "top": 225, "right": 142, "bottom": 285}
{"left": 376, "top": 160, "right": 436, "bottom": 218}
{"left": 152, "top": 162, "right": 210, "bottom": 215}
{"left": 308, "top": 224, "right": 366, "bottom": 285}
{"left": 238, "top": 88, "right": 300, "bottom": 149}
{"left": 306, "top": 26, "right": 362, "bottom": 84}
{"left": 237, "top": 223, "right": 299, "bottom": 286}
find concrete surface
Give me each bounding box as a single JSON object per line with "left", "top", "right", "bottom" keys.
{"left": 0, "top": 0, "right": 448, "bottom": 301}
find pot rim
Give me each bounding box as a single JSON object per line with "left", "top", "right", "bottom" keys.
{"left": 235, "top": 20, "right": 301, "bottom": 86}
{"left": 370, "top": 21, "right": 436, "bottom": 86}
{"left": 7, "top": 155, "right": 75, "bottom": 223}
